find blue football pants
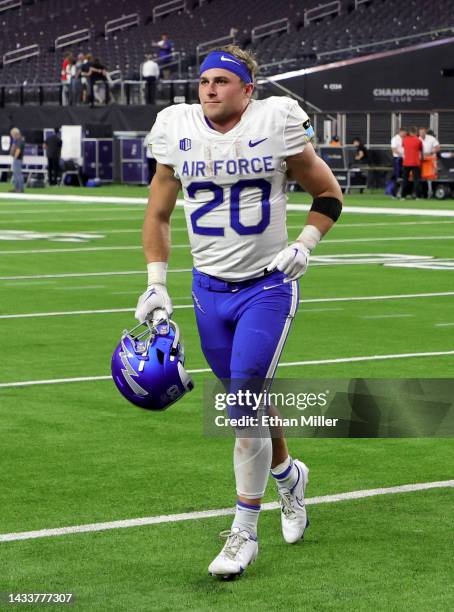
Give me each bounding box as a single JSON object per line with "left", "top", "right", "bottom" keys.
{"left": 192, "top": 268, "right": 299, "bottom": 381}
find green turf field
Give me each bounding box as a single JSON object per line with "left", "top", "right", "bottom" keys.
{"left": 0, "top": 185, "right": 453, "bottom": 611}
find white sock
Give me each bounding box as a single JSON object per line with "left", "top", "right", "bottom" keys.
{"left": 271, "top": 456, "right": 299, "bottom": 490}
{"left": 232, "top": 501, "right": 260, "bottom": 538}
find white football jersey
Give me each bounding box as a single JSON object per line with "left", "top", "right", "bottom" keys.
{"left": 149, "top": 96, "right": 313, "bottom": 280}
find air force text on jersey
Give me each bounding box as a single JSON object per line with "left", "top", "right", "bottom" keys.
{"left": 181, "top": 156, "right": 275, "bottom": 177}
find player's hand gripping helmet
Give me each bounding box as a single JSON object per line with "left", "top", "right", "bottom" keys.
{"left": 111, "top": 319, "right": 194, "bottom": 410}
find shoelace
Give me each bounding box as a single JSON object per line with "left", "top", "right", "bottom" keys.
{"left": 219, "top": 530, "right": 248, "bottom": 560}
{"left": 279, "top": 489, "right": 297, "bottom": 519}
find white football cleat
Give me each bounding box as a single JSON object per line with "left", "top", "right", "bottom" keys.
{"left": 278, "top": 460, "right": 310, "bottom": 544}
{"left": 208, "top": 528, "right": 258, "bottom": 579}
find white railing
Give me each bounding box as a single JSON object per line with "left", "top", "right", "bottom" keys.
{"left": 355, "top": 0, "right": 370, "bottom": 7}
{"left": 257, "top": 56, "right": 299, "bottom": 73}
{"left": 55, "top": 28, "right": 90, "bottom": 50}
{"left": 107, "top": 69, "right": 122, "bottom": 84}
{"left": 105, "top": 14, "right": 139, "bottom": 38}
{"left": 196, "top": 34, "right": 236, "bottom": 66}
{"left": 251, "top": 18, "right": 290, "bottom": 42}
{"left": 157, "top": 51, "right": 183, "bottom": 77}
{"left": 317, "top": 26, "right": 454, "bottom": 58}
{"left": 304, "top": 1, "right": 341, "bottom": 26}
{"left": 153, "top": 0, "right": 185, "bottom": 21}
{"left": 0, "top": 0, "right": 21, "bottom": 14}
{"left": 3, "top": 44, "right": 39, "bottom": 65}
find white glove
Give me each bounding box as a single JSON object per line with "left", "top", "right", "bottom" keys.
{"left": 266, "top": 242, "right": 310, "bottom": 282}
{"left": 135, "top": 284, "right": 173, "bottom": 325}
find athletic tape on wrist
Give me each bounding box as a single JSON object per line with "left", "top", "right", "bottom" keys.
{"left": 297, "top": 225, "right": 322, "bottom": 252}
{"left": 147, "top": 261, "right": 167, "bottom": 286}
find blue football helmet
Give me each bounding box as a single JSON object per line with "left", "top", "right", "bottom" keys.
{"left": 111, "top": 319, "right": 194, "bottom": 411}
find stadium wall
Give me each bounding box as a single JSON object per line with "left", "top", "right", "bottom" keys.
{"left": 264, "top": 38, "right": 454, "bottom": 112}
{"left": 0, "top": 105, "right": 159, "bottom": 133}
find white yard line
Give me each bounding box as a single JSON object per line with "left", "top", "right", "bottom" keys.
{"left": 1, "top": 350, "right": 453, "bottom": 389}
{"left": 302, "top": 307, "right": 345, "bottom": 312}
{"left": 361, "top": 314, "right": 414, "bottom": 319}
{"left": 1, "top": 193, "right": 454, "bottom": 217}
{"left": 304, "top": 291, "right": 454, "bottom": 303}
{"left": 435, "top": 322, "right": 454, "bottom": 327}
{"left": 0, "top": 269, "right": 192, "bottom": 281}
{"left": 0, "top": 193, "right": 150, "bottom": 205}
{"left": 0, "top": 480, "right": 452, "bottom": 543}
{"left": 0, "top": 305, "right": 191, "bottom": 319}
{"left": 0, "top": 208, "right": 147, "bottom": 215}
{"left": 1, "top": 291, "right": 453, "bottom": 320}
{"left": 2, "top": 222, "right": 451, "bottom": 234}
{"left": 324, "top": 235, "right": 454, "bottom": 244}
{"left": 0, "top": 217, "right": 148, "bottom": 224}
{"left": 0, "top": 245, "right": 190, "bottom": 255}
{"left": 288, "top": 220, "right": 454, "bottom": 229}
{"left": 56, "top": 285, "right": 106, "bottom": 291}
{"left": 1, "top": 234, "right": 453, "bottom": 255}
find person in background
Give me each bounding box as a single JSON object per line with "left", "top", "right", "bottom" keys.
{"left": 419, "top": 127, "right": 440, "bottom": 158}
{"left": 419, "top": 127, "right": 440, "bottom": 198}
{"left": 9, "top": 127, "right": 25, "bottom": 193}
{"left": 401, "top": 126, "right": 422, "bottom": 199}
{"left": 88, "top": 57, "right": 109, "bottom": 107}
{"left": 329, "top": 135, "right": 341, "bottom": 146}
{"left": 352, "top": 137, "right": 369, "bottom": 163}
{"left": 141, "top": 54, "right": 160, "bottom": 104}
{"left": 81, "top": 53, "right": 94, "bottom": 104}
{"left": 61, "top": 51, "right": 73, "bottom": 106}
{"left": 390, "top": 127, "right": 406, "bottom": 198}
{"left": 44, "top": 128, "right": 63, "bottom": 186}
{"left": 80, "top": 52, "right": 93, "bottom": 103}
{"left": 71, "top": 53, "right": 85, "bottom": 105}
{"left": 153, "top": 33, "right": 173, "bottom": 78}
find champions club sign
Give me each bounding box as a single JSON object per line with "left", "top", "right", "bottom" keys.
{"left": 372, "top": 88, "right": 430, "bottom": 104}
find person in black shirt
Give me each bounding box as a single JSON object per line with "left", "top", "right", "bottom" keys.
{"left": 87, "top": 57, "right": 109, "bottom": 107}
{"left": 80, "top": 53, "right": 93, "bottom": 103}
{"left": 352, "top": 137, "right": 369, "bottom": 163}
{"left": 44, "top": 128, "right": 63, "bottom": 185}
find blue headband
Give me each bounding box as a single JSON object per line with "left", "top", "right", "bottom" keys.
{"left": 199, "top": 51, "right": 252, "bottom": 84}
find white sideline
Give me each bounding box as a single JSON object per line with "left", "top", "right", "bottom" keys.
{"left": 0, "top": 480, "right": 452, "bottom": 543}
{"left": 1, "top": 291, "right": 453, "bottom": 320}
{"left": 1, "top": 235, "right": 454, "bottom": 255}
{"left": 1, "top": 193, "right": 454, "bottom": 217}
{"left": 1, "top": 350, "right": 453, "bottom": 389}
{"left": 0, "top": 269, "right": 191, "bottom": 281}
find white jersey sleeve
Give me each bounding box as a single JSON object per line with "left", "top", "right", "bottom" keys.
{"left": 147, "top": 106, "right": 183, "bottom": 167}
{"left": 281, "top": 99, "right": 314, "bottom": 158}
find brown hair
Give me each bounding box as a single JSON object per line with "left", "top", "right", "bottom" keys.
{"left": 210, "top": 44, "right": 258, "bottom": 82}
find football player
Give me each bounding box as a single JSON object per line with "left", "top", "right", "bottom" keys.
{"left": 135, "top": 45, "right": 343, "bottom": 578}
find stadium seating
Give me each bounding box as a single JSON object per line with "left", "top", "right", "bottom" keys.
{"left": 0, "top": 0, "right": 453, "bottom": 83}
